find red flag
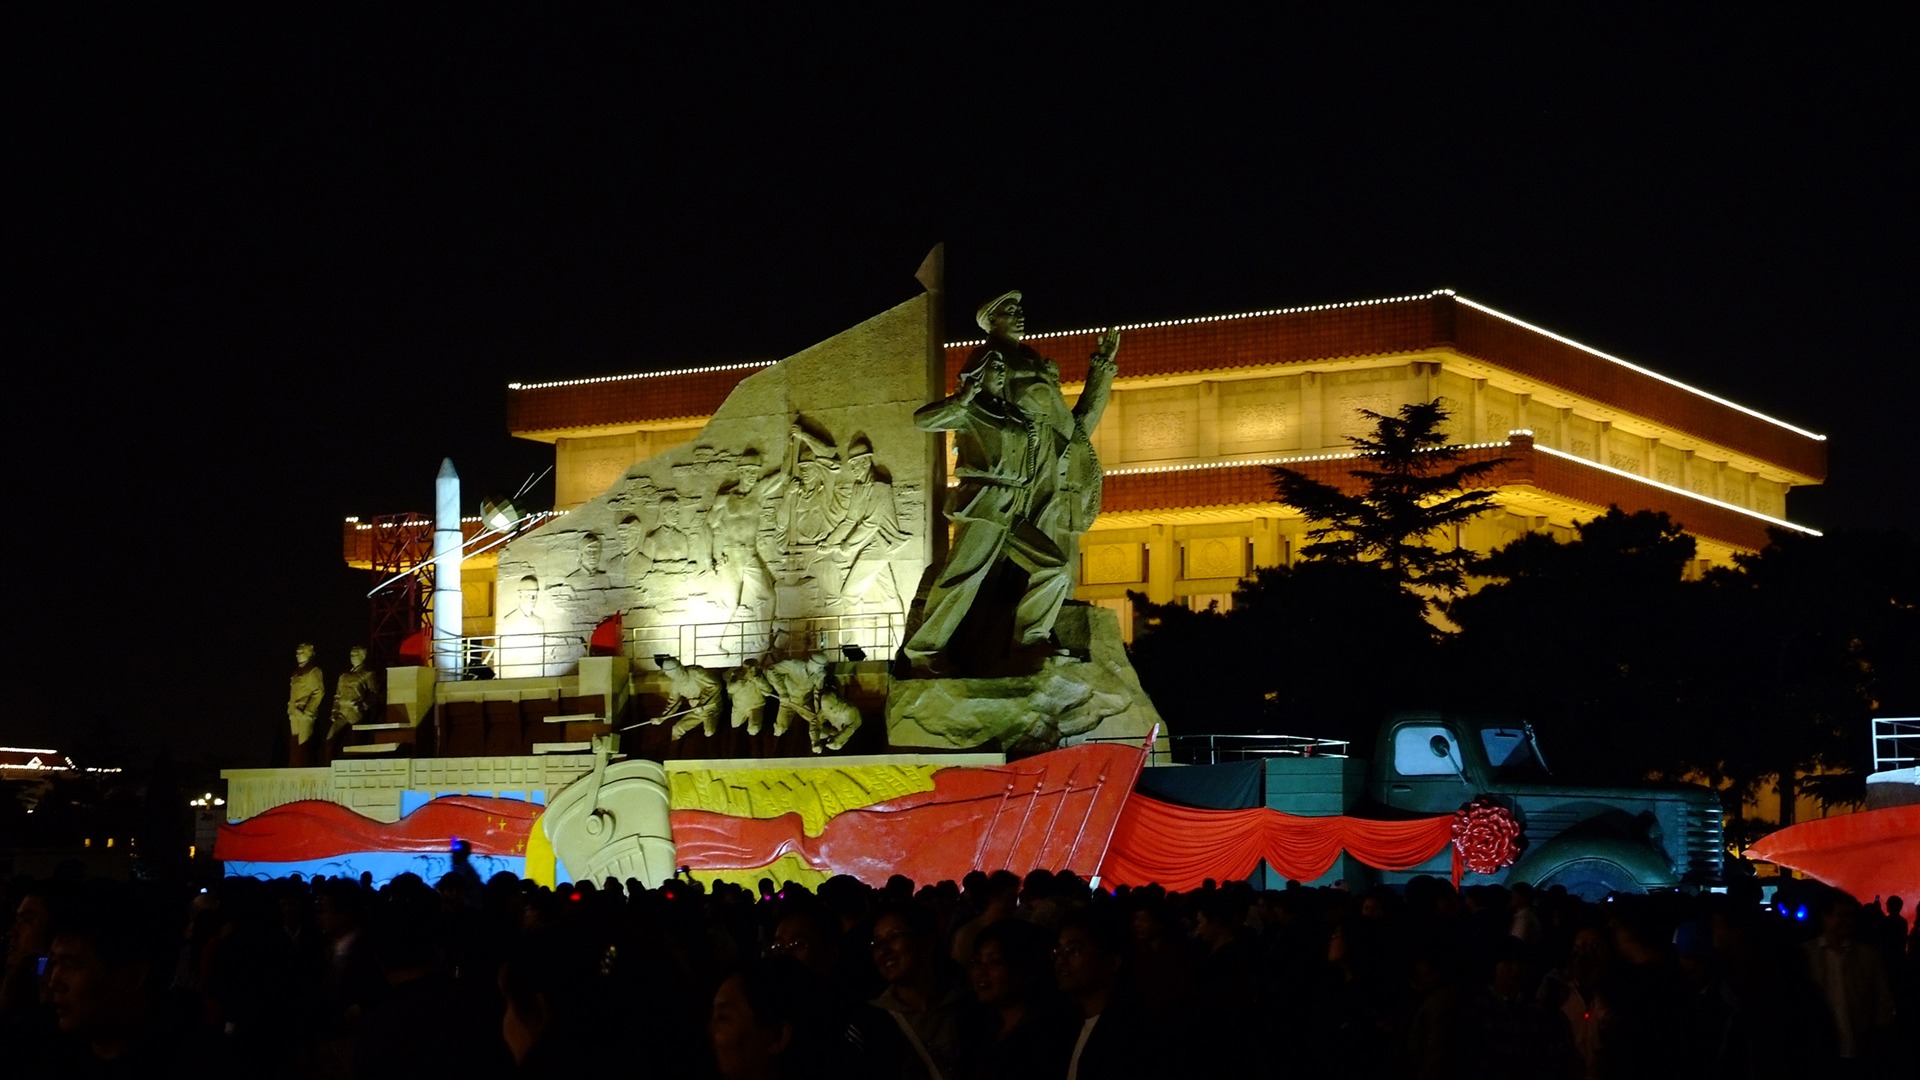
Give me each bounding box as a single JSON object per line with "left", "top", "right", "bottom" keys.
{"left": 589, "top": 612, "right": 624, "bottom": 656}
{"left": 396, "top": 628, "right": 429, "bottom": 665}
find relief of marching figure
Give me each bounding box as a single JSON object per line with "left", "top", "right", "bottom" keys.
{"left": 708, "top": 448, "right": 783, "bottom": 656}
{"left": 775, "top": 420, "right": 910, "bottom": 623}
{"left": 645, "top": 651, "right": 860, "bottom": 754}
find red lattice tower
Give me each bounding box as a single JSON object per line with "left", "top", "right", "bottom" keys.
{"left": 366, "top": 512, "right": 434, "bottom": 666}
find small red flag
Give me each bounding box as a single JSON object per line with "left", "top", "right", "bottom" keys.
{"left": 589, "top": 612, "right": 624, "bottom": 656}
{"left": 397, "top": 627, "right": 429, "bottom": 665}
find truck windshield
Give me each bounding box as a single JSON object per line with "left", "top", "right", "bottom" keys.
{"left": 1479, "top": 726, "right": 1550, "bottom": 780}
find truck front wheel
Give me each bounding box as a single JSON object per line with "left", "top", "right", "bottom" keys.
{"left": 1532, "top": 857, "right": 1642, "bottom": 902}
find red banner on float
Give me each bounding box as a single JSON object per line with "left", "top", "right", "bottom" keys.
{"left": 1099, "top": 793, "right": 1457, "bottom": 891}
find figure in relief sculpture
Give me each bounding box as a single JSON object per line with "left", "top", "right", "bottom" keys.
{"left": 902, "top": 290, "right": 1119, "bottom": 674}
{"left": 327, "top": 645, "right": 383, "bottom": 742}
{"left": 287, "top": 643, "right": 324, "bottom": 766}
{"left": 783, "top": 425, "right": 844, "bottom": 547}
{"left": 725, "top": 658, "right": 774, "bottom": 735}
{"left": 765, "top": 652, "right": 829, "bottom": 738}
{"left": 498, "top": 575, "right": 548, "bottom": 677}
{"left": 651, "top": 655, "right": 722, "bottom": 739}
{"left": 710, "top": 451, "right": 779, "bottom": 620}
{"left": 809, "top": 690, "right": 862, "bottom": 754}
{"left": 759, "top": 651, "right": 860, "bottom": 752}
{"left": 567, "top": 532, "right": 612, "bottom": 591}
{"left": 642, "top": 495, "right": 707, "bottom": 581}
{"left": 821, "top": 435, "right": 907, "bottom": 612}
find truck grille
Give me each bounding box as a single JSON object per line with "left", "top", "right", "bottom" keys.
{"left": 1680, "top": 799, "right": 1725, "bottom": 881}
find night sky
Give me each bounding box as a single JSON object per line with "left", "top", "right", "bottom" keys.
{"left": 11, "top": 8, "right": 1913, "bottom": 766}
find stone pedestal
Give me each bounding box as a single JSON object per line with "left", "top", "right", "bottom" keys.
{"left": 886, "top": 603, "right": 1164, "bottom": 755}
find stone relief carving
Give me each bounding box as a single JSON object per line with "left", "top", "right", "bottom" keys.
{"left": 1187, "top": 538, "right": 1244, "bottom": 579}
{"left": 497, "top": 574, "right": 551, "bottom": 677}
{"left": 1133, "top": 411, "right": 1187, "bottom": 450}
{"left": 818, "top": 436, "right": 909, "bottom": 614}
{"left": 495, "top": 292, "right": 935, "bottom": 676}
{"left": 1337, "top": 394, "right": 1391, "bottom": 435}
{"left": 1083, "top": 543, "right": 1141, "bottom": 586}
{"left": 1232, "top": 402, "right": 1289, "bottom": 442}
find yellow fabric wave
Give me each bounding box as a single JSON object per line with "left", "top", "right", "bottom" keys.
{"left": 667, "top": 763, "right": 944, "bottom": 835}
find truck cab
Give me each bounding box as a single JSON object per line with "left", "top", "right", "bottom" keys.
{"left": 1363, "top": 712, "right": 1725, "bottom": 898}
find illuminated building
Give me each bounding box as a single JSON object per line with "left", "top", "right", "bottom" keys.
{"left": 395, "top": 290, "right": 1823, "bottom": 641}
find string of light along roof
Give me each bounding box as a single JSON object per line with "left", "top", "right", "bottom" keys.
{"left": 1449, "top": 298, "right": 1825, "bottom": 442}
{"left": 506, "top": 294, "right": 1443, "bottom": 391}
{"left": 947, "top": 291, "right": 1449, "bottom": 348}
{"left": 1102, "top": 438, "right": 1518, "bottom": 477}
{"left": 346, "top": 510, "right": 567, "bottom": 531}
{"left": 1532, "top": 445, "right": 1820, "bottom": 535}
{"left": 503, "top": 290, "right": 1823, "bottom": 444}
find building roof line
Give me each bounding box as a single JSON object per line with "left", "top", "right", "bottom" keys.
{"left": 1451, "top": 296, "right": 1826, "bottom": 443}
{"left": 504, "top": 290, "right": 1829, "bottom": 448}
{"left": 1098, "top": 442, "right": 1821, "bottom": 538}
{"left": 1531, "top": 444, "right": 1819, "bottom": 535}
{"left": 508, "top": 291, "right": 1456, "bottom": 390}
{"left": 508, "top": 360, "right": 773, "bottom": 392}
{"left": 946, "top": 290, "right": 1452, "bottom": 347}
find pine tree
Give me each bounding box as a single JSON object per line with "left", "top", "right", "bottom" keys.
{"left": 1270, "top": 399, "right": 1503, "bottom": 606}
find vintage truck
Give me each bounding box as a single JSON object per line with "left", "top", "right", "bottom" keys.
{"left": 1183, "top": 711, "right": 1727, "bottom": 899}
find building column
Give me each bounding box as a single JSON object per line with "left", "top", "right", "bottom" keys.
{"left": 1144, "top": 524, "right": 1176, "bottom": 605}
{"left": 1299, "top": 372, "right": 1325, "bottom": 450}
{"left": 1250, "top": 517, "right": 1284, "bottom": 569}
{"left": 1195, "top": 381, "right": 1220, "bottom": 460}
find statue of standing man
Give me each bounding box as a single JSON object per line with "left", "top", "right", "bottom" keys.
{"left": 287, "top": 642, "right": 325, "bottom": 766}
{"left": 902, "top": 290, "right": 1118, "bottom": 675}
{"left": 328, "top": 645, "right": 383, "bottom": 748}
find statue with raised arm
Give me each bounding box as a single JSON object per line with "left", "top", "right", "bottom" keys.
{"left": 902, "top": 290, "right": 1119, "bottom": 675}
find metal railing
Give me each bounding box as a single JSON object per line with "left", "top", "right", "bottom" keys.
{"left": 625, "top": 613, "right": 903, "bottom": 670}
{"left": 1083, "top": 732, "right": 1350, "bottom": 766}
{"left": 425, "top": 614, "right": 907, "bottom": 680}
{"left": 1872, "top": 716, "right": 1920, "bottom": 772}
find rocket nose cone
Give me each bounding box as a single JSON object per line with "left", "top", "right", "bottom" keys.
{"left": 438, "top": 458, "right": 459, "bottom": 479}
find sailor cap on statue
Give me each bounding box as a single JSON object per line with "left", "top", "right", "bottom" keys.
{"left": 975, "top": 289, "right": 1022, "bottom": 332}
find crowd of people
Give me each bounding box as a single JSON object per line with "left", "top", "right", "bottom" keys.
{"left": 2, "top": 860, "right": 1911, "bottom": 1079}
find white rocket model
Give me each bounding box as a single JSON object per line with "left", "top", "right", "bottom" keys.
{"left": 432, "top": 457, "right": 464, "bottom": 675}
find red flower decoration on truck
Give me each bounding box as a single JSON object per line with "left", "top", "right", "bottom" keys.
{"left": 1452, "top": 797, "right": 1522, "bottom": 875}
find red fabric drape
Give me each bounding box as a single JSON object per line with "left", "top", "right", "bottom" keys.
{"left": 1100, "top": 793, "right": 1457, "bottom": 892}
{"left": 1747, "top": 805, "right": 1920, "bottom": 905}
{"left": 215, "top": 796, "right": 539, "bottom": 862}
